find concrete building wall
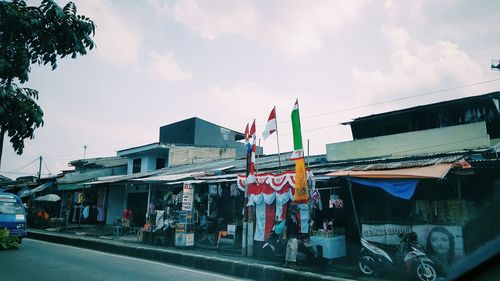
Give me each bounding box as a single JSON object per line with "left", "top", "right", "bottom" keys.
{"left": 106, "top": 185, "right": 126, "bottom": 225}
{"left": 169, "top": 146, "right": 236, "bottom": 167}
{"left": 326, "top": 122, "right": 491, "bottom": 161}
{"left": 126, "top": 154, "right": 168, "bottom": 174}
{"left": 145, "top": 156, "right": 156, "bottom": 172}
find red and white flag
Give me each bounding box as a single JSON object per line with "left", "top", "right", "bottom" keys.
{"left": 262, "top": 107, "right": 277, "bottom": 140}
{"left": 244, "top": 123, "right": 249, "bottom": 144}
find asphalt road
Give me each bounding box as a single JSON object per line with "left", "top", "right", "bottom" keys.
{"left": 0, "top": 239, "right": 250, "bottom": 281}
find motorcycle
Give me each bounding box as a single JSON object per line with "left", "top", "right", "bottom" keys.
{"left": 358, "top": 231, "right": 438, "bottom": 281}
{"left": 262, "top": 221, "right": 317, "bottom": 265}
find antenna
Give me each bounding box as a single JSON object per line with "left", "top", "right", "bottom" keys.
{"left": 83, "top": 145, "right": 88, "bottom": 160}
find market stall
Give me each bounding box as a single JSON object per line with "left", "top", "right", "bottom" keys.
{"left": 325, "top": 162, "right": 481, "bottom": 269}
{"left": 237, "top": 170, "right": 314, "bottom": 241}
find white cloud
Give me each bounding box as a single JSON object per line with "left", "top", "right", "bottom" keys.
{"left": 161, "top": 0, "right": 367, "bottom": 56}
{"left": 75, "top": 0, "right": 142, "bottom": 64}
{"left": 352, "top": 26, "right": 484, "bottom": 102}
{"left": 148, "top": 52, "right": 192, "bottom": 81}
{"left": 171, "top": 0, "right": 257, "bottom": 40}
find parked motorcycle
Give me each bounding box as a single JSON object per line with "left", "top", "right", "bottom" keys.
{"left": 358, "top": 231, "right": 438, "bottom": 281}
{"left": 262, "top": 223, "right": 317, "bottom": 264}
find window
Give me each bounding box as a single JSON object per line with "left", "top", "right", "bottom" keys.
{"left": 156, "top": 158, "right": 166, "bottom": 169}
{"left": 132, "top": 158, "right": 141, "bottom": 173}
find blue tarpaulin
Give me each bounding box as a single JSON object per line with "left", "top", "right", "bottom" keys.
{"left": 350, "top": 178, "right": 419, "bottom": 200}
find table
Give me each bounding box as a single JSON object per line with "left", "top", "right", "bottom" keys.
{"left": 310, "top": 235, "right": 346, "bottom": 259}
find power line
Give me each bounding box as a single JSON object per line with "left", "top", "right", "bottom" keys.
{"left": 0, "top": 170, "right": 50, "bottom": 176}
{"left": 43, "top": 161, "right": 53, "bottom": 176}
{"left": 22, "top": 78, "right": 500, "bottom": 162}
{"left": 10, "top": 158, "right": 40, "bottom": 174}
{"left": 281, "top": 78, "right": 500, "bottom": 123}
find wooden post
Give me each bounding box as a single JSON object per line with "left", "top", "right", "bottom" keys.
{"left": 348, "top": 178, "right": 361, "bottom": 237}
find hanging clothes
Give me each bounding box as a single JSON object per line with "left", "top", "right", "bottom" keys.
{"left": 230, "top": 183, "right": 240, "bottom": 197}
{"left": 72, "top": 206, "right": 78, "bottom": 222}
{"left": 97, "top": 206, "right": 104, "bottom": 222}
{"left": 209, "top": 184, "right": 218, "bottom": 196}
{"left": 78, "top": 193, "right": 84, "bottom": 204}
{"left": 97, "top": 187, "right": 106, "bottom": 207}
{"left": 83, "top": 206, "right": 90, "bottom": 219}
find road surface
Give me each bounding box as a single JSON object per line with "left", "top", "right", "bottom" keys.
{"left": 0, "top": 239, "right": 249, "bottom": 281}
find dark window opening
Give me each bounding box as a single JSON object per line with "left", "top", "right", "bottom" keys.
{"left": 156, "top": 158, "right": 166, "bottom": 169}
{"left": 132, "top": 158, "right": 141, "bottom": 173}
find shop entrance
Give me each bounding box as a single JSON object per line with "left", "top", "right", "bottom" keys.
{"left": 127, "top": 192, "right": 147, "bottom": 227}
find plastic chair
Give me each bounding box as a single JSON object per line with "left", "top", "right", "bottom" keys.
{"left": 217, "top": 224, "right": 236, "bottom": 248}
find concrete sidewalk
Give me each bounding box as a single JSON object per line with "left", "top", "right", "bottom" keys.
{"left": 26, "top": 228, "right": 379, "bottom": 281}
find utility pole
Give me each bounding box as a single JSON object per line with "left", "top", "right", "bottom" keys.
{"left": 38, "top": 156, "right": 42, "bottom": 179}
{"left": 78, "top": 145, "right": 87, "bottom": 229}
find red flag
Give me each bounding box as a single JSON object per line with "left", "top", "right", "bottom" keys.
{"left": 249, "top": 119, "right": 256, "bottom": 137}
{"left": 262, "top": 107, "right": 277, "bottom": 140}
{"left": 249, "top": 119, "right": 257, "bottom": 177}
{"left": 244, "top": 123, "right": 249, "bottom": 142}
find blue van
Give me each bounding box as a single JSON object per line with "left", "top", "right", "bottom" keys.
{"left": 0, "top": 193, "right": 27, "bottom": 242}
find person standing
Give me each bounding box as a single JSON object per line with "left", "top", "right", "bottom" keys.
{"left": 283, "top": 204, "right": 300, "bottom": 268}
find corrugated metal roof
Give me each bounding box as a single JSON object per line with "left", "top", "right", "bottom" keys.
{"left": 132, "top": 171, "right": 206, "bottom": 183}
{"left": 342, "top": 91, "right": 500, "bottom": 125}
{"left": 87, "top": 158, "right": 237, "bottom": 185}
{"left": 69, "top": 156, "right": 127, "bottom": 168}
{"left": 315, "top": 152, "right": 465, "bottom": 173}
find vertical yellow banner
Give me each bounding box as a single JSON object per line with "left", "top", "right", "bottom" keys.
{"left": 294, "top": 158, "right": 308, "bottom": 203}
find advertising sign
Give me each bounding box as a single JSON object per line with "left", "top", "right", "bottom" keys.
{"left": 362, "top": 223, "right": 464, "bottom": 261}
{"left": 182, "top": 183, "right": 194, "bottom": 211}
{"left": 185, "top": 233, "right": 194, "bottom": 246}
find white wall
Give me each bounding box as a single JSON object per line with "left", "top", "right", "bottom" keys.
{"left": 326, "top": 122, "right": 491, "bottom": 161}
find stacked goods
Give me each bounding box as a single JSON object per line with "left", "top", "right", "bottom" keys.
{"left": 415, "top": 200, "right": 429, "bottom": 221}
{"left": 332, "top": 227, "right": 345, "bottom": 235}
{"left": 447, "top": 200, "right": 461, "bottom": 222}
{"left": 312, "top": 230, "right": 334, "bottom": 238}
{"left": 413, "top": 200, "right": 477, "bottom": 223}
{"left": 436, "top": 200, "right": 447, "bottom": 222}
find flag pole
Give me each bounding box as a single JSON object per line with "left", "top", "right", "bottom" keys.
{"left": 242, "top": 123, "right": 250, "bottom": 256}
{"left": 307, "top": 139, "right": 310, "bottom": 167}
{"left": 256, "top": 138, "right": 261, "bottom": 174}
{"left": 274, "top": 106, "right": 282, "bottom": 172}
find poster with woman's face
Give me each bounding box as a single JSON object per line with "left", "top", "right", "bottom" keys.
{"left": 362, "top": 223, "right": 464, "bottom": 267}
{"left": 413, "top": 225, "right": 463, "bottom": 266}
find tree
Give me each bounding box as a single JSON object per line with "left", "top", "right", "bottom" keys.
{"left": 0, "top": 0, "right": 95, "bottom": 167}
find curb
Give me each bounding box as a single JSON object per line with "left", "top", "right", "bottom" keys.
{"left": 27, "top": 230, "right": 353, "bottom": 281}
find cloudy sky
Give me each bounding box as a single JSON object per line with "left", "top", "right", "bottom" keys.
{"left": 2, "top": 0, "right": 499, "bottom": 178}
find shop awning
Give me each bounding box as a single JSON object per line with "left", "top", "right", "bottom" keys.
{"left": 132, "top": 172, "right": 206, "bottom": 183}
{"left": 325, "top": 163, "right": 452, "bottom": 179}
{"left": 58, "top": 183, "right": 89, "bottom": 191}
{"left": 195, "top": 174, "right": 238, "bottom": 183}
{"left": 31, "top": 182, "right": 53, "bottom": 193}
{"left": 350, "top": 178, "right": 419, "bottom": 200}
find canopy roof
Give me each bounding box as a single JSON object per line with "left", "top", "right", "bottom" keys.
{"left": 325, "top": 163, "right": 453, "bottom": 179}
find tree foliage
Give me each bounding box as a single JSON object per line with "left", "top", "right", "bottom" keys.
{"left": 0, "top": 0, "right": 95, "bottom": 160}
{"left": 0, "top": 227, "right": 20, "bottom": 250}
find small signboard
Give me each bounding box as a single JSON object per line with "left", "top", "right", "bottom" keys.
{"left": 185, "top": 233, "right": 194, "bottom": 246}
{"left": 182, "top": 183, "right": 194, "bottom": 211}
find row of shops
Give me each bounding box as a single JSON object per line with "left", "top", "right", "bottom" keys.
{"left": 6, "top": 149, "right": 499, "bottom": 270}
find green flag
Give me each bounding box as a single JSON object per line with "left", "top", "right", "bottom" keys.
{"left": 290, "top": 99, "right": 308, "bottom": 203}
{"left": 290, "top": 99, "right": 304, "bottom": 159}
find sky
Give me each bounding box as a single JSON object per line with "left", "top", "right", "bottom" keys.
{"left": 1, "top": 0, "right": 499, "bottom": 179}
